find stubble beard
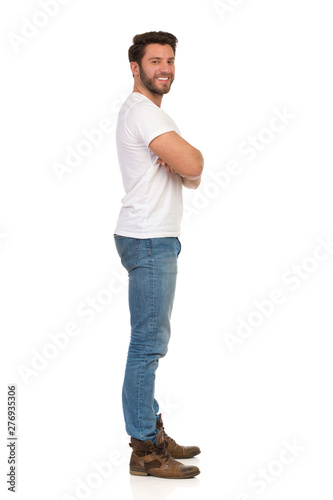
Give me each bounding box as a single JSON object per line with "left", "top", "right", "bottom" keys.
{"left": 138, "top": 64, "right": 174, "bottom": 96}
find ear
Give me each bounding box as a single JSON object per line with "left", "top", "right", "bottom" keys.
{"left": 130, "top": 61, "right": 140, "bottom": 78}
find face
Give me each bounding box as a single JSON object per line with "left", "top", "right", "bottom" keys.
{"left": 137, "top": 43, "right": 175, "bottom": 96}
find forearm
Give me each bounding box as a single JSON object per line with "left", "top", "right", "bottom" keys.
{"left": 157, "top": 157, "right": 202, "bottom": 189}
{"left": 181, "top": 175, "right": 201, "bottom": 189}
{"left": 150, "top": 133, "right": 204, "bottom": 178}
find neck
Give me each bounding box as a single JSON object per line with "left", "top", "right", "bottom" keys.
{"left": 132, "top": 82, "right": 163, "bottom": 108}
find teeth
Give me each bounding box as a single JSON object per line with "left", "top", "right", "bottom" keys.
{"left": 157, "top": 77, "right": 169, "bottom": 80}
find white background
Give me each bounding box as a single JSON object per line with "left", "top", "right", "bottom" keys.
{"left": 1, "top": 0, "right": 333, "bottom": 499}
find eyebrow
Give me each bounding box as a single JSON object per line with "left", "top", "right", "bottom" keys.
{"left": 147, "top": 57, "right": 175, "bottom": 60}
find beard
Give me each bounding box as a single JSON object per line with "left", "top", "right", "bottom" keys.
{"left": 138, "top": 64, "right": 174, "bottom": 96}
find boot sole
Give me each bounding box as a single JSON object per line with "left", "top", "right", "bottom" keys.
{"left": 130, "top": 468, "right": 200, "bottom": 478}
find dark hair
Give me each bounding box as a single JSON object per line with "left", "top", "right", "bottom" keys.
{"left": 128, "top": 31, "right": 178, "bottom": 65}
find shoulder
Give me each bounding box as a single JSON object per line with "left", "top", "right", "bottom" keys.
{"left": 124, "top": 95, "right": 165, "bottom": 129}
{"left": 126, "top": 94, "right": 160, "bottom": 115}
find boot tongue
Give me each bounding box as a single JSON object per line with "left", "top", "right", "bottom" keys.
{"left": 155, "top": 429, "right": 165, "bottom": 447}
{"left": 156, "top": 413, "right": 163, "bottom": 428}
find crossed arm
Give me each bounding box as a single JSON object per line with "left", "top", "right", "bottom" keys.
{"left": 149, "top": 131, "right": 204, "bottom": 190}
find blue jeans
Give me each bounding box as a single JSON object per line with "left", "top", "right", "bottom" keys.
{"left": 114, "top": 235, "right": 181, "bottom": 443}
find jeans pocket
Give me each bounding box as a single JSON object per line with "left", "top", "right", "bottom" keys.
{"left": 114, "top": 235, "right": 139, "bottom": 272}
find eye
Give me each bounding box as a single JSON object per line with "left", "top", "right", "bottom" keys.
{"left": 168, "top": 61, "right": 174, "bottom": 64}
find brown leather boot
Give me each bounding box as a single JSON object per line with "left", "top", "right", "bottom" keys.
{"left": 129, "top": 429, "right": 200, "bottom": 478}
{"left": 156, "top": 413, "right": 201, "bottom": 459}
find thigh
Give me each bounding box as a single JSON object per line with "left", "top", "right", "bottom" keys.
{"left": 127, "top": 237, "right": 181, "bottom": 335}
{"left": 149, "top": 236, "right": 180, "bottom": 290}
{"left": 148, "top": 237, "right": 181, "bottom": 323}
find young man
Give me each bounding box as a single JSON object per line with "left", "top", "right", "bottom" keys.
{"left": 114, "top": 31, "right": 204, "bottom": 479}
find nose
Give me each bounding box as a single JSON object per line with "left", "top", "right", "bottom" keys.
{"left": 159, "top": 60, "right": 173, "bottom": 75}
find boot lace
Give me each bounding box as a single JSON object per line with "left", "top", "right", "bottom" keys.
{"left": 154, "top": 441, "right": 170, "bottom": 462}
{"left": 160, "top": 422, "right": 177, "bottom": 446}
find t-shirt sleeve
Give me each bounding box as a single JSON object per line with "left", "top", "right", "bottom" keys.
{"left": 125, "top": 101, "right": 179, "bottom": 147}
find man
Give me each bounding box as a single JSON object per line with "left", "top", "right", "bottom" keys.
{"left": 114, "top": 31, "right": 204, "bottom": 479}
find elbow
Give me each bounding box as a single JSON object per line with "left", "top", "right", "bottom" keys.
{"left": 196, "top": 151, "right": 204, "bottom": 175}
{"left": 192, "top": 152, "right": 204, "bottom": 178}
{"left": 196, "top": 161, "right": 204, "bottom": 178}
{"left": 174, "top": 149, "right": 204, "bottom": 178}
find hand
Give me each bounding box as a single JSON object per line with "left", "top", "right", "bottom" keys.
{"left": 157, "top": 158, "right": 178, "bottom": 175}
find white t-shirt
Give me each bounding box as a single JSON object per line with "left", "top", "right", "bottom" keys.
{"left": 114, "top": 92, "right": 183, "bottom": 238}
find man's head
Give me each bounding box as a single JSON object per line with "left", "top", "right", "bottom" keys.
{"left": 129, "top": 31, "right": 178, "bottom": 97}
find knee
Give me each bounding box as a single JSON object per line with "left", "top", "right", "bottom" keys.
{"left": 158, "top": 342, "right": 169, "bottom": 358}
{"left": 147, "top": 332, "right": 169, "bottom": 359}
{"left": 155, "top": 326, "right": 171, "bottom": 358}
